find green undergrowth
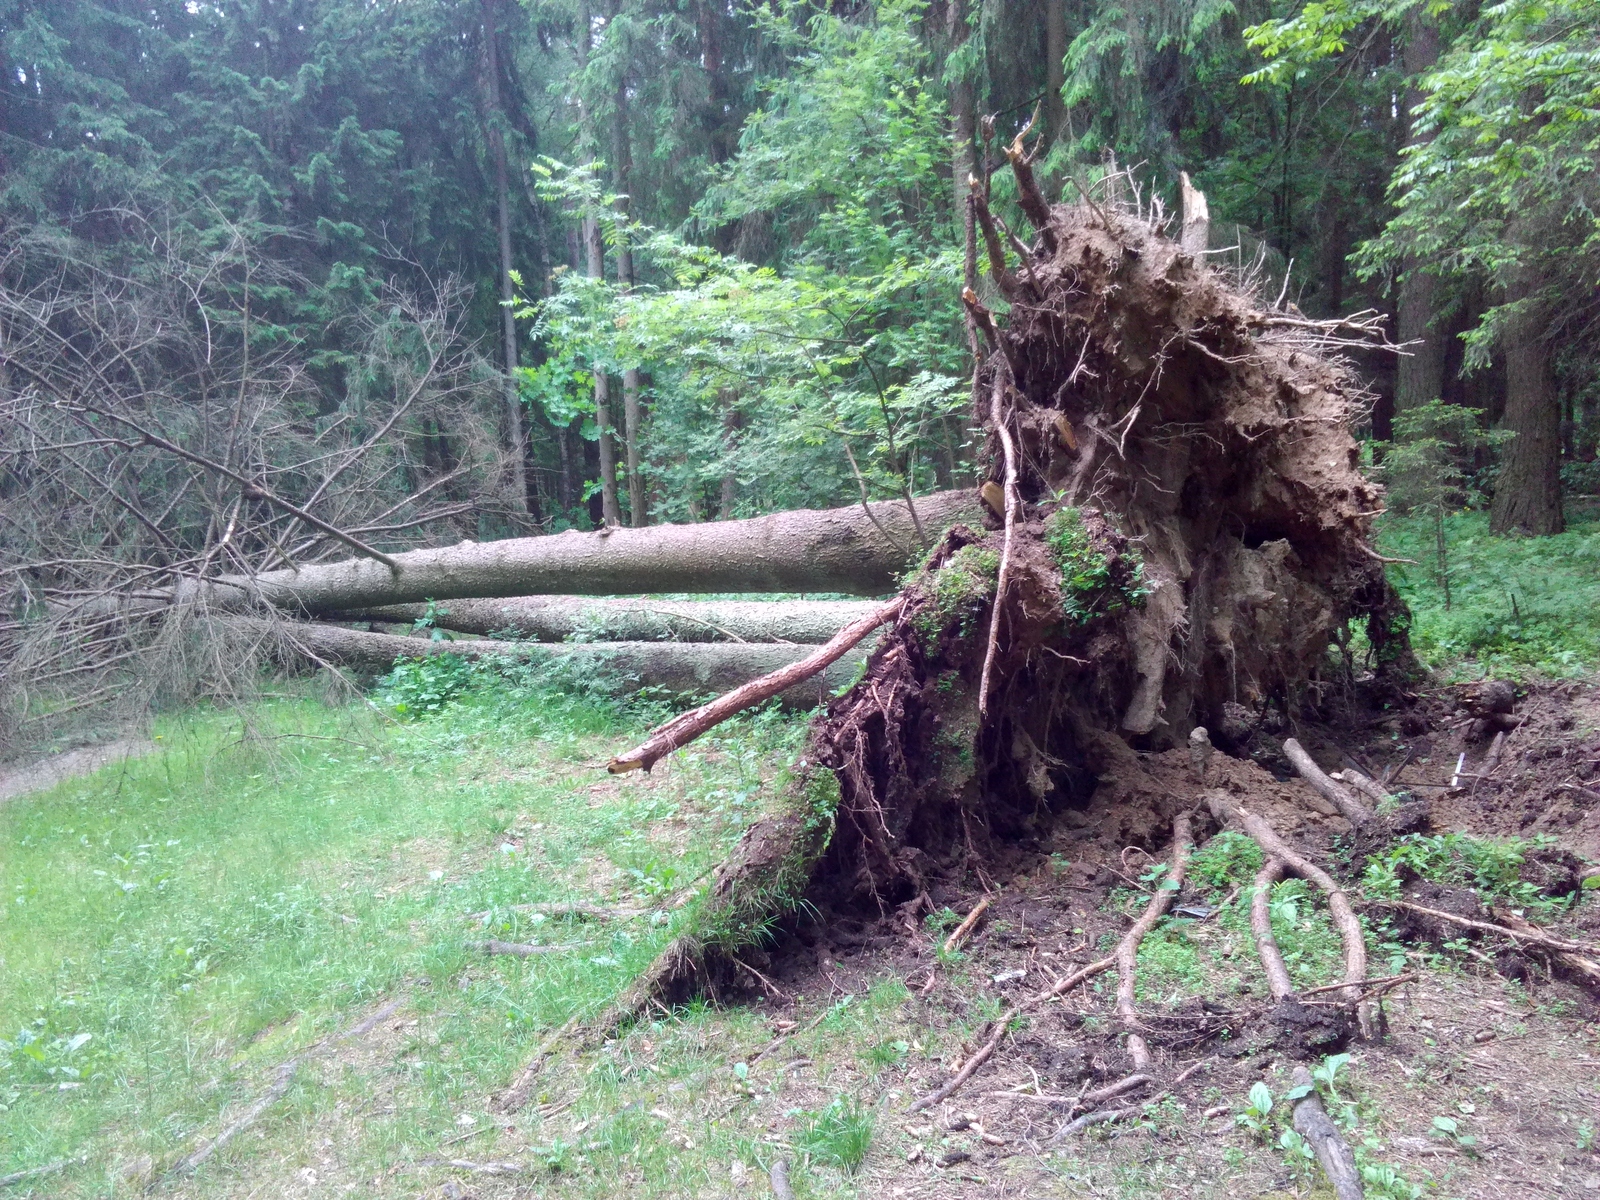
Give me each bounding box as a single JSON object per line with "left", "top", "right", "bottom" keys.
{"left": 2, "top": 660, "right": 908, "bottom": 1198}
{"left": 1377, "top": 507, "right": 1600, "bottom": 678}
{"left": 1045, "top": 506, "right": 1146, "bottom": 625}
{"left": 1130, "top": 828, "right": 1592, "bottom": 1013}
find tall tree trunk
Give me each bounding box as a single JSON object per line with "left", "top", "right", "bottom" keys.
{"left": 718, "top": 402, "right": 742, "bottom": 519}
{"left": 612, "top": 88, "right": 648, "bottom": 527}
{"left": 480, "top": 0, "right": 533, "bottom": 522}
{"left": 1491, "top": 269, "right": 1564, "bottom": 535}
{"left": 1394, "top": 11, "right": 1443, "bottom": 417}
{"left": 583, "top": 211, "right": 622, "bottom": 528}
{"left": 945, "top": 0, "right": 975, "bottom": 243}
{"left": 182, "top": 490, "right": 981, "bottom": 612}
{"left": 1045, "top": 0, "right": 1068, "bottom": 147}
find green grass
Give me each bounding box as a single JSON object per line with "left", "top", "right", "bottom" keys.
{"left": 1377, "top": 507, "right": 1600, "bottom": 677}
{"left": 0, "top": 665, "right": 879, "bottom": 1197}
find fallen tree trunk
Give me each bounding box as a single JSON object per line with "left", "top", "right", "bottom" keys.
{"left": 253, "top": 620, "right": 866, "bottom": 706}
{"left": 332, "top": 597, "right": 879, "bottom": 644}
{"left": 184, "top": 492, "right": 979, "bottom": 615}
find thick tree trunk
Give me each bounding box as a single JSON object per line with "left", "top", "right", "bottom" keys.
{"left": 1490, "top": 275, "right": 1564, "bottom": 535}
{"left": 263, "top": 620, "right": 863, "bottom": 705}
{"left": 334, "top": 597, "right": 880, "bottom": 643}
{"left": 1395, "top": 11, "right": 1443, "bottom": 417}
{"left": 1044, "top": 0, "right": 1067, "bottom": 147}
{"left": 480, "top": 0, "right": 533, "bottom": 521}
{"left": 946, "top": 0, "right": 975, "bottom": 243}
{"left": 188, "top": 490, "right": 979, "bottom": 613}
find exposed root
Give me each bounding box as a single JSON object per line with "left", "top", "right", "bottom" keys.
{"left": 1054, "top": 1058, "right": 1212, "bottom": 1139}
{"left": 942, "top": 896, "right": 992, "bottom": 956}
{"left": 908, "top": 814, "right": 1192, "bottom": 1111}
{"left": 1116, "top": 814, "right": 1193, "bottom": 1070}
{"left": 492, "top": 1010, "right": 588, "bottom": 1114}
{"left": 1250, "top": 857, "right": 1293, "bottom": 1001}
{"left": 1283, "top": 739, "right": 1372, "bottom": 826}
{"left": 1289, "top": 1065, "right": 1365, "bottom": 1200}
{"left": 1207, "top": 792, "right": 1373, "bottom": 1038}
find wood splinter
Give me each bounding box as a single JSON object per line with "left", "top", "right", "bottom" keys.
{"left": 942, "top": 896, "right": 991, "bottom": 956}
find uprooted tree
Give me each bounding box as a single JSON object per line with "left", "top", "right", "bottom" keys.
{"left": 602, "top": 148, "right": 1420, "bottom": 1055}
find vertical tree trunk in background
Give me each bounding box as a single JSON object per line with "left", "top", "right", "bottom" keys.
{"left": 1045, "top": 0, "right": 1068, "bottom": 148}
{"left": 576, "top": 1, "right": 620, "bottom": 529}
{"left": 612, "top": 89, "right": 648, "bottom": 528}
{"left": 583, "top": 212, "right": 623, "bottom": 528}
{"left": 1394, "top": 11, "right": 1443, "bottom": 418}
{"left": 480, "top": 0, "right": 534, "bottom": 523}
{"left": 719, "top": 402, "right": 742, "bottom": 519}
{"left": 945, "top": 0, "right": 975, "bottom": 244}
{"left": 1491, "top": 268, "right": 1564, "bottom": 535}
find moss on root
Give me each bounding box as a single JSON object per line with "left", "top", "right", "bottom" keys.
{"left": 914, "top": 545, "right": 1000, "bottom": 644}
{"left": 1044, "top": 506, "right": 1147, "bottom": 625}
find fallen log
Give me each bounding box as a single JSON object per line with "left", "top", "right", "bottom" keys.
{"left": 253, "top": 619, "right": 867, "bottom": 706}
{"left": 179, "top": 491, "right": 980, "bottom": 614}
{"left": 331, "top": 597, "right": 880, "bottom": 644}
{"left": 1283, "top": 739, "right": 1371, "bottom": 826}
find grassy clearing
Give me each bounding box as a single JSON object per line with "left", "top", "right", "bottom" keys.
{"left": 1377, "top": 506, "right": 1600, "bottom": 678}
{"left": 0, "top": 664, "right": 849, "bottom": 1197}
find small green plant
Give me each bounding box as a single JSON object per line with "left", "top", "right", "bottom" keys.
{"left": 924, "top": 906, "right": 960, "bottom": 933}
{"left": 1576, "top": 1120, "right": 1595, "bottom": 1151}
{"left": 1375, "top": 401, "right": 1509, "bottom": 610}
{"left": 792, "top": 1095, "right": 875, "bottom": 1172}
{"left": 1360, "top": 1155, "right": 1424, "bottom": 1200}
{"left": 1429, "top": 1114, "right": 1478, "bottom": 1154}
{"left": 1362, "top": 831, "right": 1574, "bottom": 920}
{"left": 1188, "top": 830, "right": 1265, "bottom": 892}
{"left": 379, "top": 654, "right": 478, "bottom": 717}
{"left": 1044, "top": 507, "right": 1146, "bottom": 623}
{"left": 863, "top": 1039, "right": 908, "bottom": 1071}
{"left": 1236, "top": 1080, "right": 1275, "bottom": 1139}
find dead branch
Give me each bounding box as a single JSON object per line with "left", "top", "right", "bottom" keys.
{"left": 606, "top": 599, "right": 902, "bottom": 774}
{"left": 1381, "top": 901, "right": 1600, "bottom": 958}
{"left": 1332, "top": 768, "right": 1393, "bottom": 809}
{"left": 0, "top": 1157, "right": 86, "bottom": 1189}
{"left": 1283, "top": 738, "right": 1371, "bottom": 825}
{"left": 1289, "top": 1065, "right": 1364, "bottom": 1200}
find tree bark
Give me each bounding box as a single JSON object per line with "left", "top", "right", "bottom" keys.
{"left": 612, "top": 87, "right": 648, "bottom": 528}
{"left": 583, "top": 212, "right": 623, "bottom": 529}
{"left": 334, "top": 597, "right": 881, "bottom": 643}
{"left": 1044, "top": 0, "right": 1067, "bottom": 148}
{"left": 1491, "top": 269, "right": 1564, "bottom": 535}
{"left": 1395, "top": 10, "right": 1444, "bottom": 417}
{"left": 946, "top": 0, "right": 976, "bottom": 243}
{"left": 261, "top": 620, "right": 864, "bottom": 705}
{"left": 480, "top": 0, "right": 533, "bottom": 521}
{"left": 188, "top": 490, "right": 980, "bottom": 613}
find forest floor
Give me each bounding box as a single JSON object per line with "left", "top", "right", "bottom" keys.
{"left": 4, "top": 513, "right": 1600, "bottom": 1199}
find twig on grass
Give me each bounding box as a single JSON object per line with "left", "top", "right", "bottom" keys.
{"left": 0, "top": 1157, "right": 86, "bottom": 1189}
{"left": 1116, "top": 813, "right": 1193, "bottom": 1069}
{"left": 942, "top": 896, "right": 991, "bottom": 956}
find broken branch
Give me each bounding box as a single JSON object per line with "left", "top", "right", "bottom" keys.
{"left": 606, "top": 598, "right": 903, "bottom": 773}
{"left": 1289, "top": 1065, "right": 1364, "bottom": 1200}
